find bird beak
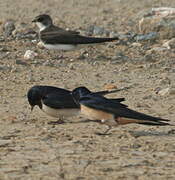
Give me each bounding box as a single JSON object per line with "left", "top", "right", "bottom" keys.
{"left": 32, "top": 19, "right": 37, "bottom": 23}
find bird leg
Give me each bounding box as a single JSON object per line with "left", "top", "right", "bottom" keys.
{"left": 103, "top": 126, "right": 112, "bottom": 134}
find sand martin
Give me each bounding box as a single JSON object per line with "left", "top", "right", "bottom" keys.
{"left": 32, "top": 14, "right": 119, "bottom": 51}
{"left": 72, "top": 87, "right": 172, "bottom": 134}
{"left": 27, "top": 85, "right": 125, "bottom": 123}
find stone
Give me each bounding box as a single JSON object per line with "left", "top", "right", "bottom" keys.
{"left": 86, "top": 25, "right": 109, "bottom": 36}
{"left": 13, "top": 28, "right": 37, "bottom": 40}
{"left": 42, "top": 60, "right": 54, "bottom": 67}
{"left": 104, "top": 84, "right": 117, "bottom": 90}
{"left": 3, "top": 20, "right": 15, "bottom": 37}
{"left": 37, "top": 41, "right": 45, "bottom": 48}
{"left": 162, "top": 38, "right": 175, "bottom": 49}
{"left": 24, "top": 50, "right": 38, "bottom": 60}
{"left": 0, "top": 140, "right": 11, "bottom": 147}
{"left": 159, "top": 77, "right": 171, "bottom": 85}
{"left": 147, "top": 47, "right": 167, "bottom": 53}
{"left": 169, "top": 88, "right": 175, "bottom": 95}
{"left": 157, "top": 87, "right": 170, "bottom": 96}
{"left": 139, "top": 7, "right": 175, "bottom": 39}
{"left": 15, "top": 59, "right": 28, "bottom": 66}
{"left": 0, "top": 65, "right": 11, "bottom": 71}
{"left": 134, "top": 32, "right": 159, "bottom": 41}
{"left": 132, "top": 42, "right": 142, "bottom": 47}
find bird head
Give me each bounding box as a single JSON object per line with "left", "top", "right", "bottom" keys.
{"left": 27, "top": 86, "right": 43, "bottom": 111}
{"left": 71, "top": 86, "right": 91, "bottom": 104}
{"left": 32, "top": 14, "right": 53, "bottom": 31}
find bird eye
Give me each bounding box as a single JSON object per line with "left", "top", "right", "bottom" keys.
{"left": 38, "top": 17, "right": 44, "bottom": 22}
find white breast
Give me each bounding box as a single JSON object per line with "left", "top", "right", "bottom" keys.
{"left": 42, "top": 104, "right": 80, "bottom": 118}
{"left": 43, "top": 43, "right": 77, "bottom": 51}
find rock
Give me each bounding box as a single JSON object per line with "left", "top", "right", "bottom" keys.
{"left": 139, "top": 7, "right": 175, "bottom": 39}
{"left": 68, "top": 63, "right": 75, "bottom": 70}
{"left": 0, "top": 51, "right": 10, "bottom": 59}
{"left": 37, "top": 41, "right": 45, "bottom": 49}
{"left": 134, "top": 32, "right": 158, "bottom": 41}
{"left": 159, "top": 77, "right": 171, "bottom": 85}
{"left": 157, "top": 87, "right": 170, "bottom": 96}
{"left": 15, "top": 59, "right": 28, "bottom": 66}
{"left": 118, "top": 32, "right": 137, "bottom": 41}
{"left": 111, "top": 52, "right": 129, "bottom": 64}
{"left": 169, "top": 69, "right": 175, "bottom": 73}
{"left": 147, "top": 47, "right": 167, "bottom": 53}
{"left": 0, "top": 65, "right": 11, "bottom": 71}
{"left": 0, "top": 140, "right": 11, "bottom": 147}
{"left": 154, "top": 87, "right": 161, "bottom": 94}
{"left": 3, "top": 20, "right": 15, "bottom": 37}
{"left": 86, "top": 25, "right": 109, "bottom": 36}
{"left": 169, "top": 88, "right": 175, "bottom": 95}
{"left": 150, "top": 7, "right": 175, "bottom": 17}
{"left": 93, "top": 26, "right": 107, "bottom": 36}
{"left": 0, "top": 36, "right": 5, "bottom": 42}
{"left": 0, "top": 45, "right": 8, "bottom": 52}
{"left": 42, "top": 60, "right": 54, "bottom": 67}
{"left": 162, "top": 38, "right": 175, "bottom": 49}
{"left": 78, "top": 50, "right": 89, "bottom": 60}
{"left": 12, "top": 22, "right": 36, "bottom": 40}
{"left": 168, "top": 129, "right": 175, "bottom": 134}
{"left": 109, "top": 31, "right": 119, "bottom": 38}
{"left": 143, "top": 95, "right": 152, "bottom": 99}
{"left": 132, "top": 42, "right": 142, "bottom": 47}
{"left": 24, "top": 50, "right": 38, "bottom": 60}
{"left": 104, "top": 84, "right": 117, "bottom": 90}
{"left": 13, "top": 28, "right": 37, "bottom": 40}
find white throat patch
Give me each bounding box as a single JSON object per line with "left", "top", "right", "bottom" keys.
{"left": 36, "top": 22, "right": 47, "bottom": 32}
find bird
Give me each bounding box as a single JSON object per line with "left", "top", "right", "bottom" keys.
{"left": 71, "top": 87, "right": 172, "bottom": 134}
{"left": 27, "top": 85, "right": 125, "bottom": 123}
{"left": 32, "top": 14, "right": 119, "bottom": 51}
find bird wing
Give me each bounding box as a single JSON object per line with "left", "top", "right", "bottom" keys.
{"left": 80, "top": 95, "right": 169, "bottom": 123}
{"left": 85, "top": 91, "right": 127, "bottom": 106}
{"left": 93, "top": 88, "right": 127, "bottom": 96}
{"left": 40, "top": 27, "right": 118, "bottom": 45}
{"left": 43, "top": 92, "right": 78, "bottom": 109}
{"left": 40, "top": 85, "right": 71, "bottom": 96}
{"left": 108, "top": 98, "right": 126, "bottom": 104}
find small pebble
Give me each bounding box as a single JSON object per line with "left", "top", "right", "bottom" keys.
{"left": 135, "top": 32, "right": 158, "bottom": 41}
{"left": 3, "top": 20, "right": 15, "bottom": 37}
{"left": 132, "top": 42, "right": 142, "bottom": 47}
{"left": 157, "top": 88, "right": 170, "bottom": 96}
{"left": 15, "top": 59, "right": 28, "bottom": 66}
{"left": 24, "top": 50, "right": 38, "bottom": 60}
{"left": 86, "top": 25, "right": 109, "bottom": 36}
{"left": 104, "top": 84, "right": 117, "bottom": 90}
{"left": 162, "top": 38, "right": 175, "bottom": 49}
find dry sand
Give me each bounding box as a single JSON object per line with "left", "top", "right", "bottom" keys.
{"left": 0, "top": 0, "right": 175, "bottom": 179}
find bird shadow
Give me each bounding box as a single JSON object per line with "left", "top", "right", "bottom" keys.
{"left": 93, "top": 129, "right": 175, "bottom": 137}
{"left": 47, "top": 119, "right": 101, "bottom": 125}
{"left": 47, "top": 119, "right": 175, "bottom": 137}
{"left": 128, "top": 129, "right": 175, "bottom": 137}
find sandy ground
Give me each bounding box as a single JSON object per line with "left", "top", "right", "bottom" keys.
{"left": 0, "top": 0, "right": 175, "bottom": 179}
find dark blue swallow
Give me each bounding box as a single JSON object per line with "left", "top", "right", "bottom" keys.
{"left": 27, "top": 85, "right": 125, "bottom": 123}
{"left": 72, "top": 87, "right": 172, "bottom": 134}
